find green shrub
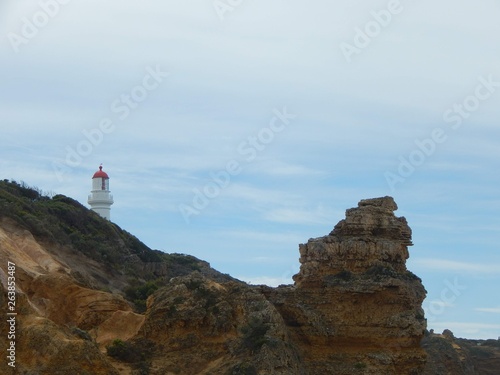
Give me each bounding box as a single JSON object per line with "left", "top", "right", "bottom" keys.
{"left": 468, "top": 346, "right": 493, "bottom": 359}
{"left": 125, "top": 280, "right": 160, "bottom": 313}
{"left": 483, "top": 339, "right": 500, "bottom": 347}
{"left": 241, "top": 317, "right": 270, "bottom": 352}
{"left": 71, "top": 327, "right": 92, "bottom": 341}
{"left": 0, "top": 180, "right": 217, "bottom": 303}
{"left": 363, "top": 265, "right": 401, "bottom": 282}
{"left": 185, "top": 279, "right": 203, "bottom": 291}
{"left": 354, "top": 362, "right": 367, "bottom": 369}
{"left": 324, "top": 270, "right": 353, "bottom": 285}
{"left": 227, "top": 362, "right": 257, "bottom": 375}
{"left": 336, "top": 270, "right": 352, "bottom": 281}
{"left": 107, "top": 339, "right": 131, "bottom": 361}
{"left": 194, "top": 286, "right": 218, "bottom": 308}
{"left": 106, "top": 338, "right": 154, "bottom": 363}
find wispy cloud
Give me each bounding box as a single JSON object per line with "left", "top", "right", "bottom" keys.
{"left": 216, "top": 230, "right": 304, "bottom": 246}
{"left": 237, "top": 275, "right": 292, "bottom": 287}
{"left": 412, "top": 258, "right": 500, "bottom": 274}
{"left": 475, "top": 307, "right": 500, "bottom": 314}
{"left": 2, "top": 0, "right": 500, "bottom": 341}
{"left": 263, "top": 206, "right": 336, "bottom": 225}
{"left": 426, "top": 301, "right": 455, "bottom": 309}
{"left": 247, "top": 160, "right": 328, "bottom": 177}
{"left": 430, "top": 321, "right": 500, "bottom": 339}
{"left": 225, "top": 183, "right": 299, "bottom": 205}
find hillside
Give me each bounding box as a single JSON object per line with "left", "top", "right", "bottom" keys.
{"left": 0, "top": 180, "right": 499, "bottom": 374}
{"left": 0, "top": 179, "right": 235, "bottom": 374}
{"left": 422, "top": 331, "right": 500, "bottom": 375}
{"left": 0, "top": 180, "right": 232, "bottom": 298}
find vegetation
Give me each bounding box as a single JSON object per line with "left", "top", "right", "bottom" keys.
{"left": 195, "top": 285, "right": 219, "bottom": 309}
{"left": 241, "top": 317, "right": 270, "bottom": 353}
{"left": 324, "top": 265, "right": 422, "bottom": 286}
{"left": 364, "top": 265, "right": 399, "bottom": 279}
{"left": 323, "top": 270, "right": 352, "bottom": 285}
{"left": 71, "top": 327, "right": 92, "bottom": 341}
{"left": 335, "top": 270, "right": 353, "bottom": 281}
{"left": 468, "top": 346, "right": 494, "bottom": 359}
{"left": 107, "top": 339, "right": 131, "bottom": 361}
{"left": 106, "top": 338, "right": 155, "bottom": 374}
{"left": 0, "top": 179, "right": 156, "bottom": 264}
{"left": 354, "top": 361, "right": 367, "bottom": 369}
{"left": 125, "top": 280, "right": 163, "bottom": 313}
{"left": 483, "top": 338, "right": 500, "bottom": 348}
{"left": 0, "top": 179, "right": 208, "bottom": 308}
{"left": 227, "top": 363, "right": 258, "bottom": 375}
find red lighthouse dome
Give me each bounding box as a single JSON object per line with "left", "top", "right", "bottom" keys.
{"left": 88, "top": 164, "right": 113, "bottom": 221}
{"left": 92, "top": 165, "right": 109, "bottom": 179}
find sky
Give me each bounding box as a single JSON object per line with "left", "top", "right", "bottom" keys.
{"left": 1, "top": 0, "right": 499, "bottom": 340}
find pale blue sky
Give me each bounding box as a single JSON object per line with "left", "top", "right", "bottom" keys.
{"left": 1, "top": 0, "right": 499, "bottom": 339}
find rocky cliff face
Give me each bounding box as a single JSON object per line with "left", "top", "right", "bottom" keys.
{"left": 0, "top": 180, "right": 231, "bottom": 374}
{"left": 138, "top": 272, "right": 304, "bottom": 374}
{"left": 0, "top": 217, "right": 122, "bottom": 375}
{"left": 294, "top": 196, "right": 412, "bottom": 286}
{"left": 0, "top": 182, "right": 440, "bottom": 374}
{"left": 422, "top": 331, "right": 500, "bottom": 375}
{"left": 264, "top": 196, "right": 427, "bottom": 374}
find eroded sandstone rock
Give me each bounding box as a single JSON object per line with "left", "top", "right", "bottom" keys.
{"left": 0, "top": 195, "right": 428, "bottom": 374}
{"left": 266, "top": 196, "right": 427, "bottom": 374}
{"left": 139, "top": 272, "right": 304, "bottom": 374}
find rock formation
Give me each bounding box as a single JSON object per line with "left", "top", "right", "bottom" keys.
{"left": 422, "top": 331, "right": 500, "bottom": 375}
{"left": 265, "top": 196, "right": 427, "bottom": 374}
{"left": 0, "top": 217, "right": 121, "bottom": 375}
{"left": 2, "top": 181, "right": 461, "bottom": 374}
{"left": 293, "top": 196, "right": 413, "bottom": 287}
{"left": 138, "top": 272, "right": 304, "bottom": 374}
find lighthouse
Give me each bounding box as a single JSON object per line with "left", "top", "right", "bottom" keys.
{"left": 88, "top": 165, "right": 114, "bottom": 220}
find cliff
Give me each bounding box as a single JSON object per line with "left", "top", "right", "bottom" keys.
{"left": 264, "top": 196, "right": 427, "bottom": 374}
{"left": 0, "top": 180, "right": 233, "bottom": 374}
{"left": 422, "top": 331, "right": 500, "bottom": 375}
{"left": 1, "top": 180, "right": 496, "bottom": 374}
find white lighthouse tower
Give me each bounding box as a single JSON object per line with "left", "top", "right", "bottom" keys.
{"left": 88, "top": 165, "right": 114, "bottom": 220}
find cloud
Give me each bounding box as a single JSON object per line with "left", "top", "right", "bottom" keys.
{"left": 475, "top": 307, "right": 500, "bottom": 314}
{"left": 2, "top": 0, "right": 500, "bottom": 341}
{"left": 425, "top": 301, "right": 454, "bottom": 309}
{"left": 412, "top": 258, "right": 500, "bottom": 274}
{"left": 216, "top": 230, "right": 304, "bottom": 245}
{"left": 224, "top": 184, "right": 300, "bottom": 206}
{"left": 247, "top": 160, "right": 328, "bottom": 177}
{"left": 429, "top": 321, "right": 500, "bottom": 339}
{"left": 263, "top": 206, "right": 336, "bottom": 225}
{"left": 237, "top": 275, "right": 293, "bottom": 287}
